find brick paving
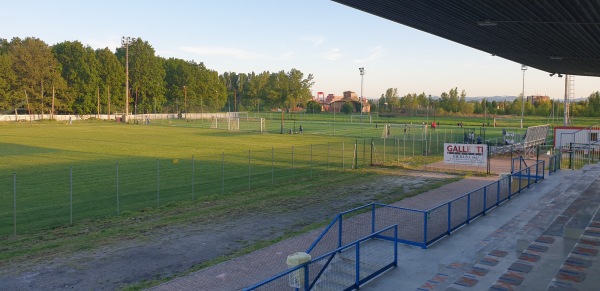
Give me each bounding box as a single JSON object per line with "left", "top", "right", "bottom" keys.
{"left": 149, "top": 161, "right": 507, "bottom": 291}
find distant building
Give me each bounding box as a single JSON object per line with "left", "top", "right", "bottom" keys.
{"left": 328, "top": 91, "right": 371, "bottom": 113}
{"left": 527, "top": 95, "right": 550, "bottom": 105}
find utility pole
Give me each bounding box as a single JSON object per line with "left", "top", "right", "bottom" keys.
{"left": 521, "top": 65, "right": 527, "bottom": 128}
{"left": 359, "top": 67, "right": 365, "bottom": 134}
{"left": 122, "top": 36, "right": 135, "bottom": 122}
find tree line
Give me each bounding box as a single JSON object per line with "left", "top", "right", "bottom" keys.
{"left": 0, "top": 37, "right": 314, "bottom": 115}
{"left": 376, "top": 87, "right": 600, "bottom": 117}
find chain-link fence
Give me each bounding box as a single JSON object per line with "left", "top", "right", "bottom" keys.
{"left": 1, "top": 141, "right": 372, "bottom": 237}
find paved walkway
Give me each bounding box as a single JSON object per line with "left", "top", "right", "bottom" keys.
{"left": 151, "top": 160, "right": 599, "bottom": 291}
{"left": 149, "top": 175, "right": 497, "bottom": 290}
{"left": 364, "top": 163, "right": 600, "bottom": 291}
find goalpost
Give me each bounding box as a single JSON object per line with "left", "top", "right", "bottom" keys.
{"left": 381, "top": 124, "right": 391, "bottom": 138}
{"left": 210, "top": 116, "right": 218, "bottom": 129}
{"left": 228, "top": 117, "right": 240, "bottom": 131}
{"left": 493, "top": 117, "right": 523, "bottom": 128}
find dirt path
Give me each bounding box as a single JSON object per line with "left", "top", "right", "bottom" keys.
{"left": 0, "top": 169, "right": 454, "bottom": 290}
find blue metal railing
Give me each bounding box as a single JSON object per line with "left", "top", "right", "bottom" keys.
{"left": 246, "top": 159, "right": 548, "bottom": 289}
{"left": 244, "top": 224, "right": 398, "bottom": 291}
{"left": 548, "top": 152, "right": 561, "bottom": 175}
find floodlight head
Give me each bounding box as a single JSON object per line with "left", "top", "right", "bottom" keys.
{"left": 558, "top": 74, "right": 563, "bottom": 77}
{"left": 521, "top": 65, "right": 527, "bottom": 71}
{"left": 549, "top": 73, "right": 556, "bottom": 77}
{"left": 359, "top": 67, "right": 365, "bottom": 75}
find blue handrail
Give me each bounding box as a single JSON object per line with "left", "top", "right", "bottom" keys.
{"left": 244, "top": 224, "right": 398, "bottom": 291}
{"left": 246, "top": 159, "right": 550, "bottom": 289}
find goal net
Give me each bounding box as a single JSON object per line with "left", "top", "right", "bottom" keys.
{"left": 381, "top": 124, "right": 391, "bottom": 138}
{"left": 228, "top": 118, "right": 240, "bottom": 131}
{"left": 493, "top": 117, "right": 523, "bottom": 128}
{"left": 210, "top": 116, "right": 219, "bottom": 129}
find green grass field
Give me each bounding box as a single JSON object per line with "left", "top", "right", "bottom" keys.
{"left": 0, "top": 121, "right": 368, "bottom": 236}
{"left": 2, "top": 112, "right": 593, "bottom": 237}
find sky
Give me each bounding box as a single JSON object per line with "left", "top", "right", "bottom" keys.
{"left": 2, "top": 0, "right": 598, "bottom": 100}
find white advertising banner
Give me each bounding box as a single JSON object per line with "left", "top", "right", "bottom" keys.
{"left": 444, "top": 143, "right": 488, "bottom": 166}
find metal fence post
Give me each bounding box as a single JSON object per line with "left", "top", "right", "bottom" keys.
{"left": 496, "top": 180, "right": 500, "bottom": 206}
{"left": 271, "top": 147, "right": 274, "bottom": 184}
{"left": 447, "top": 202, "right": 452, "bottom": 234}
{"left": 248, "top": 150, "right": 251, "bottom": 189}
{"left": 191, "top": 155, "right": 195, "bottom": 200}
{"left": 157, "top": 159, "right": 160, "bottom": 207}
{"left": 467, "top": 193, "right": 471, "bottom": 224}
{"left": 363, "top": 138, "right": 366, "bottom": 168}
{"left": 13, "top": 172, "right": 16, "bottom": 236}
{"left": 371, "top": 204, "right": 376, "bottom": 233}
{"left": 508, "top": 173, "right": 513, "bottom": 198}
{"left": 483, "top": 187, "right": 487, "bottom": 214}
{"left": 569, "top": 143, "right": 574, "bottom": 170}
{"left": 423, "top": 211, "right": 428, "bottom": 248}
{"left": 222, "top": 153, "right": 225, "bottom": 193}
{"left": 355, "top": 242, "right": 360, "bottom": 287}
{"left": 355, "top": 139, "right": 358, "bottom": 169}
{"left": 304, "top": 264, "right": 310, "bottom": 291}
{"left": 370, "top": 139, "right": 373, "bottom": 166}
{"left": 116, "top": 163, "right": 119, "bottom": 215}
{"left": 338, "top": 216, "right": 343, "bottom": 248}
{"left": 70, "top": 166, "right": 73, "bottom": 225}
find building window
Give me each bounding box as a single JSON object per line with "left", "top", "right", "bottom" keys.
{"left": 591, "top": 132, "right": 598, "bottom": 142}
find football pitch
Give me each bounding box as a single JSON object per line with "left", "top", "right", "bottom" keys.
{"left": 0, "top": 121, "right": 364, "bottom": 236}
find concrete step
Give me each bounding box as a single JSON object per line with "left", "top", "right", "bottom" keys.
{"left": 438, "top": 166, "right": 600, "bottom": 290}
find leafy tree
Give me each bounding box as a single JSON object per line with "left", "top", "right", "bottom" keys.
{"left": 53, "top": 41, "right": 100, "bottom": 114}
{"left": 96, "top": 47, "right": 125, "bottom": 115}
{"left": 246, "top": 71, "right": 270, "bottom": 112}
{"left": 0, "top": 53, "right": 17, "bottom": 112}
{"left": 286, "top": 68, "right": 314, "bottom": 110}
{"left": 586, "top": 91, "right": 600, "bottom": 117}
{"left": 8, "top": 37, "right": 61, "bottom": 115}
{"left": 305, "top": 100, "right": 322, "bottom": 113}
{"left": 341, "top": 101, "right": 353, "bottom": 114}
{"left": 116, "top": 38, "right": 166, "bottom": 114}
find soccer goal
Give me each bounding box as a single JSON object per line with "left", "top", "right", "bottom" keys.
{"left": 260, "top": 118, "right": 266, "bottom": 132}
{"left": 381, "top": 124, "right": 391, "bottom": 138}
{"left": 493, "top": 117, "right": 523, "bottom": 128}
{"left": 228, "top": 117, "right": 240, "bottom": 131}
{"left": 210, "top": 116, "right": 219, "bottom": 129}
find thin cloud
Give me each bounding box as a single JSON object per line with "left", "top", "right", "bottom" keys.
{"left": 321, "top": 48, "right": 343, "bottom": 61}
{"left": 299, "top": 35, "right": 325, "bottom": 47}
{"left": 354, "top": 46, "right": 384, "bottom": 63}
{"left": 180, "top": 46, "right": 262, "bottom": 59}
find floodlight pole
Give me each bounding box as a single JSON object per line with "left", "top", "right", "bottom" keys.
{"left": 122, "top": 36, "right": 135, "bottom": 123}
{"left": 521, "top": 64, "right": 527, "bottom": 128}
{"left": 359, "top": 67, "right": 365, "bottom": 134}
